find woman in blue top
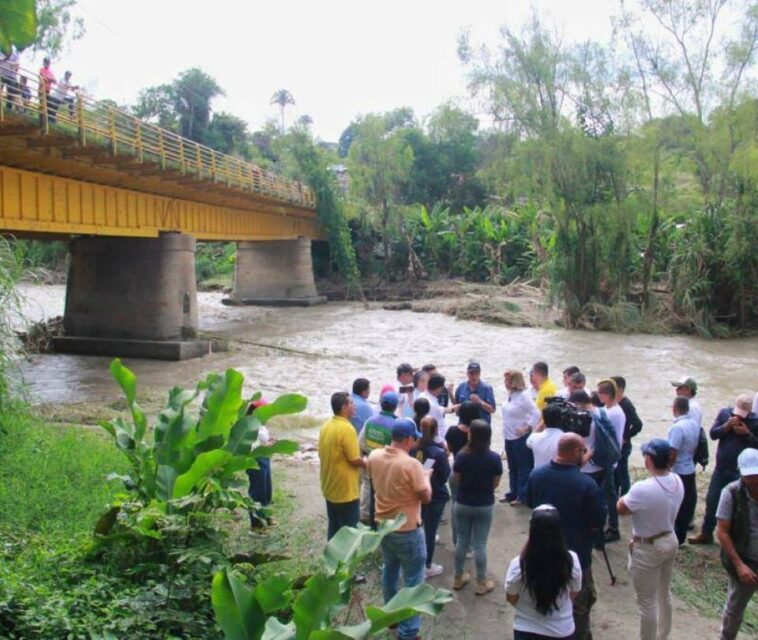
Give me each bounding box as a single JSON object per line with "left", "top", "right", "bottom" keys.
{"left": 411, "top": 415, "right": 450, "bottom": 579}
{"left": 452, "top": 419, "right": 502, "bottom": 595}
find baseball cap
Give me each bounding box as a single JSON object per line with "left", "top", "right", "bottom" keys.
{"left": 670, "top": 376, "right": 697, "bottom": 393}
{"left": 641, "top": 438, "right": 672, "bottom": 459}
{"left": 391, "top": 418, "right": 421, "bottom": 441}
{"left": 738, "top": 449, "right": 758, "bottom": 476}
{"left": 380, "top": 391, "right": 399, "bottom": 409}
{"left": 467, "top": 361, "right": 481, "bottom": 373}
{"left": 733, "top": 394, "right": 753, "bottom": 419}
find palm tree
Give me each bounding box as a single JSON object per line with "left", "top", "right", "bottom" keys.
{"left": 270, "top": 89, "right": 295, "bottom": 134}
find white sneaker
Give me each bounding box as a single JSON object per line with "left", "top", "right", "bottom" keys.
{"left": 425, "top": 563, "right": 444, "bottom": 578}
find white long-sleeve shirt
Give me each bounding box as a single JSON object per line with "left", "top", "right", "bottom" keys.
{"left": 502, "top": 390, "right": 540, "bottom": 441}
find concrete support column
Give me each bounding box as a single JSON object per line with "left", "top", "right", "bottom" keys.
{"left": 56, "top": 232, "right": 209, "bottom": 359}
{"left": 230, "top": 236, "right": 325, "bottom": 306}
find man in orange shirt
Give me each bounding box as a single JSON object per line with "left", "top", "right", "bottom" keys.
{"left": 368, "top": 418, "right": 432, "bottom": 640}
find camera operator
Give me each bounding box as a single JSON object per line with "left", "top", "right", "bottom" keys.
{"left": 571, "top": 390, "right": 606, "bottom": 488}
{"left": 527, "top": 403, "right": 566, "bottom": 468}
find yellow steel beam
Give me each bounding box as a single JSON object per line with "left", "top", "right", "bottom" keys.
{"left": 0, "top": 165, "right": 323, "bottom": 241}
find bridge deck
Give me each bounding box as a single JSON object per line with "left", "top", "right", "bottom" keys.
{"left": 0, "top": 69, "right": 320, "bottom": 241}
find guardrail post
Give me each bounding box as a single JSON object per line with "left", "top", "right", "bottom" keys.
{"left": 211, "top": 152, "right": 217, "bottom": 182}
{"left": 109, "top": 105, "right": 117, "bottom": 155}
{"left": 179, "top": 138, "right": 186, "bottom": 174}
{"left": 77, "top": 94, "right": 85, "bottom": 145}
{"left": 158, "top": 129, "right": 166, "bottom": 169}
{"left": 195, "top": 142, "right": 202, "bottom": 179}
{"left": 135, "top": 120, "right": 143, "bottom": 162}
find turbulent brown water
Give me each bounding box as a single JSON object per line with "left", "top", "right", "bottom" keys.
{"left": 17, "top": 284, "right": 758, "bottom": 462}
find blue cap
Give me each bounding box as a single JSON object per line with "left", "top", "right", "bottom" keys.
{"left": 391, "top": 418, "right": 421, "bottom": 441}
{"left": 381, "top": 391, "right": 399, "bottom": 409}
{"left": 641, "top": 438, "right": 672, "bottom": 459}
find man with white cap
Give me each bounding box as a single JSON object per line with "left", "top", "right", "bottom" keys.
{"left": 690, "top": 395, "right": 758, "bottom": 545}
{"left": 716, "top": 448, "right": 758, "bottom": 639}
{"left": 617, "top": 438, "right": 684, "bottom": 640}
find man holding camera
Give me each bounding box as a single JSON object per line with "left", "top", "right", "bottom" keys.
{"left": 690, "top": 394, "right": 758, "bottom": 545}
{"left": 526, "top": 403, "right": 566, "bottom": 468}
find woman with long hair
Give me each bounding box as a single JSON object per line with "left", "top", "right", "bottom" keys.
{"left": 505, "top": 504, "right": 582, "bottom": 639}
{"left": 411, "top": 416, "right": 451, "bottom": 578}
{"left": 452, "top": 419, "right": 502, "bottom": 595}
{"left": 501, "top": 369, "right": 539, "bottom": 506}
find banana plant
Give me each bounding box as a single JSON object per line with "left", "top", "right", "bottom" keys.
{"left": 212, "top": 516, "right": 452, "bottom": 640}
{"left": 95, "top": 359, "right": 304, "bottom": 537}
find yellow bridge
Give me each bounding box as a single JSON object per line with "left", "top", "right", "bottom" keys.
{"left": 0, "top": 67, "right": 320, "bottom": 240}
{"left": 0, "top": 69, "right": 326, "bottom": 360}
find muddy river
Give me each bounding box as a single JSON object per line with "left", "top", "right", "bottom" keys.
{"left": 17, "top": 284, "right": 758, "bottom": 461}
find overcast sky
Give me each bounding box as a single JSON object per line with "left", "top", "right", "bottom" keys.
{"left": 24, "top": 0, "right": 620, "bottom": 141}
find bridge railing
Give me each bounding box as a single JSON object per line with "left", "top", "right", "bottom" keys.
{"left": 0, "top": 67, "right": 315, "bottom": 209}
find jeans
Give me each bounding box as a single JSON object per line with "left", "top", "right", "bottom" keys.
{"left": 325, "top": 499, "right": 359, "bottom": 540}
{"left": 615, "top": 441, "right": 632, "bottom": 496}
{"left": 628, "top": 531, "right": 678, "bottom": 640}
{"left": 359, "top": 467, "right": 371, "bottom": 522}
{"left": 449, "top": 477, "right": 459, "bottom": 546}
{"left": 603, "top": 469, "right": 619, "bottom": 531}
{"left": 674, "top": 472, "right": 696, "bottom": 545}
{"left": 585, "top": 469, "right": 606, "bottom": 489}
{"left": 573, "top": 566, "right": 596, "bottom": 640}
{"left": 454, "top": 502, "right": 494, "bottom": 581}
{"left": 381, "top": 528, "right": 426, "bottom": 640}
{"left": 721, "top": 558, "right": 758, "bottom": 639}
{"left": 422, "top": 500, "right": 447, "bottom": 567}
{"left": 505, "top": 435, "right": 534, "bottom": 502}
{"left": 247, "top": 458, "right": 272, "bottom": 526}
{"left": 702, "top": 468, "right": 741, "bottom": 535}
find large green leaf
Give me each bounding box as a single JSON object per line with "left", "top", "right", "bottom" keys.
{"left": 254, "top": 575, "right": 292, "bottom": 614}
{"left": 173, "top": 449, "right": 231, "bottom": 499}
{"left": 366, "top": 584, "right": 453, "bottom": 633}
{"left": 253, "top": 394, "right": 308, "bottom": 424}
{"left": 155, "top": 464, "right": 178, "bottom": 502}
{"left": 322, "top": 515, "right": 405, "bottom": 575}
{"left": 251, "top": 440, "right": 300, "bottom": 458}
{"left": 197, "top": 369, "right": 245, "bottom": 442}
{"left": 261, "top": 618, "right": 295, "bottom": 640}
{"left": 310, "top": 622, "right": 371, "bottom": 640}
{"left": 291, "top": 573, "right": 342, "bottom": 640}
{"left": 211, "top": 569, "right": 266, "bottom": 640}
{"left": 0, "top": 0, "right": 37, "bottom": 54}
{"left": 226, "top": 415, "right": 261, "bottom": 456}
{"left": 109, "top": 359, "right": 148, "bottom": 442}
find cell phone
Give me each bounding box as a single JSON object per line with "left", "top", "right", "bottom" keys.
{"left": 423, "top": 458, "right": 436, "bottom": 470}
{"left": 399, "top": 385, "right": 414, "bottom": 394}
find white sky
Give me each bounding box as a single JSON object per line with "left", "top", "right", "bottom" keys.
{"left": 24, "top": 0, "right": 619, "bottom": 141}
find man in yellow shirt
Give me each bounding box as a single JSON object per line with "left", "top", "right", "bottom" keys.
{"left": 531, "top": 361, "right": 558, "bottom": 410}
{"left": 318, "top": 392, "right": 366, "bottom": 539}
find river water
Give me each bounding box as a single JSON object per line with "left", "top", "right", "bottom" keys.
{"left": 17, "top": 284, "right": 758, "bottom": 462}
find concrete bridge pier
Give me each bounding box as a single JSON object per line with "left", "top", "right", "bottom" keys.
{"left": 54, "top": 232, "right": 211, "bottom": 360}
{"left": 228, "top": 236, "right": 326, "bottom": 306}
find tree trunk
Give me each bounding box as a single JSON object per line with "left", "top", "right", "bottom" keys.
{"left": 641, "top": 143, "right": 661, "bottom": 309}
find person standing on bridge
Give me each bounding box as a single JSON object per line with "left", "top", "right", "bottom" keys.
{"left": 39, "top": 57, "right": 57, "bottom": 124}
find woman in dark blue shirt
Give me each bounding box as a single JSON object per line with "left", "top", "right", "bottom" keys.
{"left": 411, "top": 415, "right": 450, "bottom": 578}
{"left": 452, "top": 419, "right": 502, "bottom": 595}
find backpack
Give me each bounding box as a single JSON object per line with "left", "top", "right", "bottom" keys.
{"left": 720, "top": 481, "right": 750, "bottom": 576}
{"left": 694, "top": 427, "right": 709, "bottom": 469}
{"left": 591, "top": 408, "right": 621, "bottom": 469}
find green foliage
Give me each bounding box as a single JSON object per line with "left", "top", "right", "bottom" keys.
{"left": 12, "top": 238, "right": 68, "bottom": 272}
{"left": 0, "top": 238, "right": 24, "bottom": 399}
{"left": 197, "top": 241, "right": 237, "bottom": 284}
{"left": 212, "top": 516, "right": 452, "bottom": 640}
{"left": 33, "top": 0, "right": 84, "bottom": 57}
{"left": 0, "top": 0, "right": 37, "bottom": 53}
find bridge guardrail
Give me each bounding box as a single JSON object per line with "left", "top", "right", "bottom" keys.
{"left": 0, "top": 66, "right": 315, "bottom": 210}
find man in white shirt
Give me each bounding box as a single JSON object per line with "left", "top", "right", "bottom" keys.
{"left": 557, "top": 366, "right": 581, "bottom": 399}
{"left": 423, "top": 373, "right": 458, "bottom": 441}
{"left": 597, "top": 379, "right": 626, "bottom": 543}
{"left": 671, "top": 376, "right": 702, "bottom": 427}
{"left": 618, "top": 438, "right": 684, "bottom": 640}
{"left": 396, "top": 362, "right": 415, "bottom": 419}
{"left": 667, "top": 396, "right": 700, "bottom": 545}
{"left": 527, "top": 403, "right": 565, "bottom": 468}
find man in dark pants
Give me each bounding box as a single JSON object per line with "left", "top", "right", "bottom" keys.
{"left": 611, "top": 376, "right": 643, "bottom": 497}
{"left": 690, "top": 395, "right": 758, "bottom": 545}
{"left": 667, "top": 396, "right": 700, "bottom": 544}
{"left": 318, "top": 392, "right": 366, "bottom": 539}
{"left": 527, "top": 433, "right": 607, "bottom": 640}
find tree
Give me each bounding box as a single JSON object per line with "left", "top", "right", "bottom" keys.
{"left": 33, "top": 0, "right": 84, "bottom": 57}
{"left": 271, "top": 89, "right": 295, "bottom": 134}
{"left": 0, "top": 0, "right": 37, "bottom": 54}
{"left": 205, "top": 112, "right": 252, "bottom": 159}
{"left": 347, "top": 114, "right": 414, "bottom": 271}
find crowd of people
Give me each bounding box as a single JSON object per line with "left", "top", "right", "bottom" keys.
{"left": 314, "top": 361, "right": 758, "bottom": 640}
{"left": 0, "top": 47, "right": 80, "bottom": 123}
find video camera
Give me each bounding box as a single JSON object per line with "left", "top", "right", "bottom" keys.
{"left": 545, "top": 396, "right": 592, "bottom": 438}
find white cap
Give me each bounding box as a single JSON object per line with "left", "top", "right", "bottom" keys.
{"left": 738, "top": 448, "right": 758, "bottom": 477}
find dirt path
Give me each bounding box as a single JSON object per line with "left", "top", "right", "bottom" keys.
{"left": 274, "top": 458, "right": 729, "bottom": 640}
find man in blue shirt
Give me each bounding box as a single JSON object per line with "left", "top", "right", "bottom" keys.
{"left": 527, "top": 432, "right": 607, "bottom": 640}
{"left": 454, "top": 362, "right": 496, "bottom": 425}
{"left": 667, "top": 396, "right": 700, "bottom": 544}
{"left": 350, "top": 378, "right": 374, "bottom": 434}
